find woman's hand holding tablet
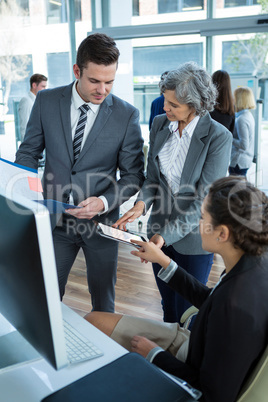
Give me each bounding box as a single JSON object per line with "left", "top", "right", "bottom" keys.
{"left": 94, "top": 222, "right": 146, "bottom": 248}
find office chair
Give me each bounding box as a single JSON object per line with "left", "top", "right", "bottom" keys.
{"left": 180, "top": 306, "right": 199, "bottom": 330}
{"left": 236, "top": 343, "right": 268, "bottom": 402}
{"left": 181, "top": 307, "right": 268, "bottom": 402}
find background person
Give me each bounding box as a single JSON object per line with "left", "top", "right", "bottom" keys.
{"left": 148, "top": 71, "right": 169, "bottom": 130}
{"left": 18, "top": 73, "right": 48, "bottom": 139}
{"left": 86, "top": 176, "right": 268, "bottom": 402}
{"left": 15, "top": 33, "right": 144, "bottom": 313}
{"left": 114, "top": 62, "right": 232, "bottom": 325}
{"left": 210, "top": 69, "right": 235, "bottom": 134}
{"left": 229, "top": 86, "right": 256, "bottom": 177}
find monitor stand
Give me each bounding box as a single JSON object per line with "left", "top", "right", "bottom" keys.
{"left": 0, "top": 331, "right": 41, "bottom": 371}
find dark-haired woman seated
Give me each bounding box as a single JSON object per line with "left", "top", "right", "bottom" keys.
{"left": 85, "top": 176, "right": 268, "bottom": 402}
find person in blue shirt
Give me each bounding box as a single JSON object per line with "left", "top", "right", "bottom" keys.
{"left": 149, "top": 71, "right": 169, "bottom": 129}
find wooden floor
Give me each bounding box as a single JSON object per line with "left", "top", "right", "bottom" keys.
{"left": 63, "top": 243, "right": 224, "bottom": 320}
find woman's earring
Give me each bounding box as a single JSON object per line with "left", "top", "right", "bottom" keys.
{"left": 216, "top": 238, "right": 219, "bottom": 242}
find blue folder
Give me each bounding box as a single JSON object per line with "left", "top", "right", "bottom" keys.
{"left": 34, "top": 199, "right": 81, "bottom": 214}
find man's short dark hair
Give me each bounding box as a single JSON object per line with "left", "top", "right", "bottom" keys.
{"left": 76, "top": 33, "right": 120, "bottom": 74}
{"left": 30, "top": 74, "right": 47, "bottom": 87}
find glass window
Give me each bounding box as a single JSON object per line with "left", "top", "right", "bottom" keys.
{"left": 74, "top": 0, "right": 82, "bottom": 21}
{"left": 17, "top": 0, "right": 29, "bottom": 13}
{"left": 47, "top": 53, "right": 70, "bottom": 87}
{"left": 46, "top": 0, "right": 81, "bottom": 24}
{"left": 222, "top": 40, "right": 255, "bottom": 74}
{"left": 132, "top": 0, "right": 139, "bottom": 16}
{"left": 133, "top": 43, "right": 203, "bottom": 76}
{"left": 4, "top": 56, "right": 33, "bottom": 114}
{"left": 158, "top": 0, "right": 178, "bottom": 13}
{"left": 259, "top": 78, "right": 268, "bottom": 120}
{"left": 1, "top": 0, "right": 267, "bottom": 187}
{"left": 134, "top": 85, "right": 159, "bottom": 125}
{"left": 0, "top": 0, "right": 91, "bottom": 158}
{"left": 215, "top": 0, "right": 261, "bottom": 17}
{"left": 224, "top": 0, "right": 258, "bottom": 7}
{"left": 158, "top": 0, "right": 204, "bottom": 13}
{"left": 99, "top": 0, "right": 207, "bottom": 27}
{"left": 212, "top": 32, "right": 267, "bottom": 188}
{"left": 222, "top": 33, "right": 268, "bottom": 77}
{"left": 47, "top": 0, "right": 67, "bottom": 24}
{"left": 132, "top": 40, "right": 203, "bottom": 129}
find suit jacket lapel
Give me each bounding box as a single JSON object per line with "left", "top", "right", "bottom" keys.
{"left": 60, "top": 83, "right": 74, "bottom": 164}
{"left": 180, "top": 113, "right": 211, "bottom": 187}
{"left": 75, "top": 95, "right": 113, "bottom": 165}
{"left": 152, "top": 124, "right": 170, "bottom": 160}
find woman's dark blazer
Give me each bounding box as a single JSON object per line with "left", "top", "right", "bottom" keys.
{"left": 153, "top": 253, "right": 268, "bottom": 402}
{"left": 210, "top": 109, "right": 235, "bottom": 134}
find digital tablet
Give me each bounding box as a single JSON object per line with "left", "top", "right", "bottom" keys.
{"left": 94, "top": 222, "right": 146, "bottom": 248}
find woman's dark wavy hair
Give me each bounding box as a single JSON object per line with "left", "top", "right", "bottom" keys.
{"left": 212, "top": 70, "right": 235, "bottom": 116}
{"left": 206, "top": 176, "right": 268, "bottom": 256}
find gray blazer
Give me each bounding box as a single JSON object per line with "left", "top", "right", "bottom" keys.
{"left": 137, "top": 113, "right": 232, "bottom": 255}
{"left": 15, "top": 83, "right": 144, "bottom": 221}
{"left": 230, "top": 109, "right": 255, "bottom": 169}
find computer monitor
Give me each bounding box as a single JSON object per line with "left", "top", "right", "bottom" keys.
{"left": 0, "top": 188, "right": 69, "bottom": 370}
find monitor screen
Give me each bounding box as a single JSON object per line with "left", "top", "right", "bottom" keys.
{"left": 0, "top": 189, "right": 68, "bottom": 370}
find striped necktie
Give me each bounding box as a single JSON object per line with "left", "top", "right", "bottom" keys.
{"left": 73, "top": 104, "right": 89, "bottom": 162}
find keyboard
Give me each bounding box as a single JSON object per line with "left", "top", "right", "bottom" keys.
{"left": 63, "top": 319, "right": 103, "bottom": 364}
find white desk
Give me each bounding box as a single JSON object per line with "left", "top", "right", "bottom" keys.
{"left": 0, "top": 304, "right": 128, "bottom": 402}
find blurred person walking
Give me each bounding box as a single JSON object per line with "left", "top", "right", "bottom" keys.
{"left": 19, "top": 73, "right": 48, "bottom": 139}
{"left": 229, "top": 86, "right": 256, "bottom": 177}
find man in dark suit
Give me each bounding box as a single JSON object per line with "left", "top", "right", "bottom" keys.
{"left": 15, "top": 33, "right": 145, "bottom": 312}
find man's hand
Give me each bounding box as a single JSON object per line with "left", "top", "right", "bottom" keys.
{"left": 65, "top": 197, "right": 104, "bottom": 220}
{"left": 130, "top": 240, "right": 171, "bottom": 268}
{"left": 131, "top": 335, "right": 158, "bottom": 358}
{"left": 113, "top": 201, "right": 145, "bottom": 230}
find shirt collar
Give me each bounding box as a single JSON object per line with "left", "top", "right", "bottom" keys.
{"left": 169, "top": 121, "right": 179, "bottom": 133}
{"left": 72, "top": 81, "right": 100, "bottom": 114}
{"left": 169, "top": 115, "right": 200, "bottom": 139}
{"left": 28, "top": 91, "right": 36, "bottom": 101}
{"left": 236, "top": 109, "right": 248, "bottom": 118}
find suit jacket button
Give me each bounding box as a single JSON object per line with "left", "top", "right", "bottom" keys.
{"left": 72, "top": 171, "right": 76, "bottom": 175}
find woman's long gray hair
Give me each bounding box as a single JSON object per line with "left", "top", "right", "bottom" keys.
{"left": 159, "top": 62, "right": 217, "bottom": 117}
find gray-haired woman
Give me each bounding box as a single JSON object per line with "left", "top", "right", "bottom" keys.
{"left": 114, "top": 62, "right": 233, "bottom": 325}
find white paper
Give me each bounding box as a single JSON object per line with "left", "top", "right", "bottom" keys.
{"left": 0, "top": 158, "right": 43, "bottom": 201}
